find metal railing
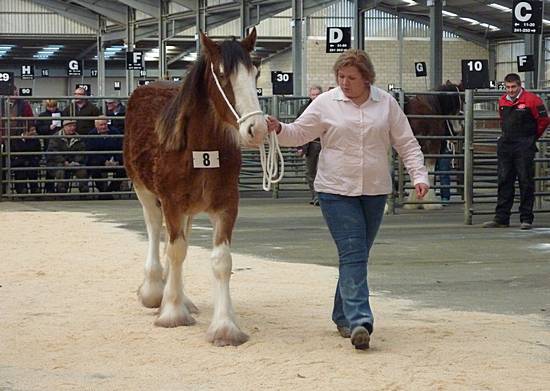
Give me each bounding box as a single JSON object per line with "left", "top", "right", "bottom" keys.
{"left": 3, "top": 91, "right": 550, "bottom": 226}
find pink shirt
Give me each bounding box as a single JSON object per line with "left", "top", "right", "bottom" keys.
{"left": 278, "top": 86, "right": 429, "bottom": 196}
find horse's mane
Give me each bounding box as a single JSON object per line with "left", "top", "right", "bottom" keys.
{"left": 156, "top": 38, "right": 254, "bottom": 151}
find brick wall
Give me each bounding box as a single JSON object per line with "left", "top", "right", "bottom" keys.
{"left": 259, "top": 37, "right": 489, "bottom": 95}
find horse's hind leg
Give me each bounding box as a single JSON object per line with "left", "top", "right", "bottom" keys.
{"left": 155, "top": 210, "right": 196, "bottom": 327}
{"left": 134, "top": 184, "right": 165, "bottom": 308}
{"left": 206, "top": 209, "right": 249, "bottom": 347}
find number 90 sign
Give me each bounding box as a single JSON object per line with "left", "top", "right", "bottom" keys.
{"left": 461, "top": 59, "right": 489, "bottom": 89}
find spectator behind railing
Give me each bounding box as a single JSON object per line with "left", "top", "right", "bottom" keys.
{"left": 46, "top": 119, "right": 88, "bottom": 193}
{"left": 61, "top": 87, "right": 101, "bottom": 135}
{"left": 36, "top": 99, "right": 62, "bottom": 151}
{"left": 105, "top": 99, "right": 126, "bottom": 133}
{"left": 11, "top": 123, "right": 41, "bottom": 194}
{"left": 87, "top": 118, "right": 125, "bottom": 196}
{"left": 1, "top": 85, "right": 34, "bottom": 194}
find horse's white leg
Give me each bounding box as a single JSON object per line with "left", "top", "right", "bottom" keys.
{"left": 155, "top": 214, "right": 196, "bottom": 327}
{"left": 134, "top": 184, "right": 165, "bottom": 308}
{"left": 403, "top": 185, "right": 419, "bottom": 209}
{"left": 206, "top": 212, "right": 248, "bottom": 347}
{"left": 423, "top": 159, "right": 443, "bottom": 210}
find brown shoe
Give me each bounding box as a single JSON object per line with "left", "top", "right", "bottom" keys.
{"left": 350, "top": 326, "right": 370, "bottom": 350}
{"left": 337, "top": 325, "right": 351, "bottom": 338}
{"left": 482, "top": 221, "right": 509, "bottom": 228}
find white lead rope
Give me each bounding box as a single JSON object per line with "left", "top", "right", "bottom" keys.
{"left": 210, "top": 62, "right": 284, "bottom": 191}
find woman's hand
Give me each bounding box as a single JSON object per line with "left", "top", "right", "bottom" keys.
{"left": 415, "top": 183, "right": 429, "bottom": 199}
{"left": 266, "top": 115, "right": 281, "bottom": 134}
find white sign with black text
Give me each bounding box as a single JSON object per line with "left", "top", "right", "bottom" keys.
{"left": 192, "top": 151, "right": 220, "bottom": 168}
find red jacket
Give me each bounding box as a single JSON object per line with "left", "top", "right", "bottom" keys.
{"left": 499, "top": 89, "right": 550, "bottom": 140}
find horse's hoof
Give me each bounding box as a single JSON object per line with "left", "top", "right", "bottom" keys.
{"left": 138, "top": 280, "right": 165, "bottom": 308}
{"left": 402, "top": 204, "right": 418, "bottom": 210}
{"left": 155, "top": 304, "right": 196, "bottom": 327}
{"left": 206, "top": 322, "right": 249, "bottom": 347}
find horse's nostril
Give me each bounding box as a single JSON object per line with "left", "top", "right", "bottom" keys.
{"left": 247, "top": 124, "right": 254, "bottom": 137}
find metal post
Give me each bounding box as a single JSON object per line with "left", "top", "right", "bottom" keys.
{"left": 97, "top": 16, "right": 106, "bottom": 97}
{"left": 126, "top": 7, "right": 136, "bottom": 95}
{"left": 158, "top": 0, "right": 168, "bottom": 80}
{"left": 428, "top": 0, "right": 443, "bottom": 89}
{"left": 196, "top": 0, "right": 207, "bottom": 55}
{"left": 291, "top": 0, "right": 304, "bottom": 97}
{"left": 463, "top": 89, "right": 474, "bottom": 225}
{"left": 5, "top": 96, "right": 12, "bottom": 198}
{"left": 0, "top": 97, "right": 5, "bottom": 200}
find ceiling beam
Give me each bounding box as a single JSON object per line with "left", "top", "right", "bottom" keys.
{"left": 71, "top": 0, "right": 128, "bottom": 25}
{"left": 170, "top": 0, "right": 196, "bottom": 10}
{"left": 31, "top": 0, "right": 99, "bottom": 31}
{"left": 115, "top": 0, "right": 159, "bottom": 18}
{"left": 381, "top": 6, "right": 487, "bottom": 47}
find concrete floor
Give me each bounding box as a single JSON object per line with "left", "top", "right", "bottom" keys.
{"left": 3, "top": 196, "right": 549, "bottom": 324}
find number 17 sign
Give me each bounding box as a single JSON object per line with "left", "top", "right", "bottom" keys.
{"left": 461, "top": 59, "right": 489, "bottom": 89}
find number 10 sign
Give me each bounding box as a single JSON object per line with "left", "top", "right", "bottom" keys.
{"left": 461, "top": 59, "right": 489, "bottom": 89}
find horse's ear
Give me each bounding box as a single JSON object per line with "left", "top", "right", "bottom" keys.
{"left": 200, "top": 30, "right": 220, "bottom": 60}
{"left": 241, "top": 27, "right": 257, "bottom": 52}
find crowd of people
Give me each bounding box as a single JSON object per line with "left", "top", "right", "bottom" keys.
{"left": 1, "top": 86, "right": 127, "bottom": 196}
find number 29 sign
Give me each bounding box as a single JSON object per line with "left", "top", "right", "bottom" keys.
{"left": 461, "top": 59, "right": 489, "bottom": 89}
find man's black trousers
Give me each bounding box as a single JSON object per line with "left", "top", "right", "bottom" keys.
{"left": 495, "top": 136, "right": 537, "bottom": 225}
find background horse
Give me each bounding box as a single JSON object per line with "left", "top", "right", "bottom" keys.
{"left": 403, "top": 80, "right": 463, "bottom": 209}
{"left": 123, "top": 28, "right": 267, "bottom": 346}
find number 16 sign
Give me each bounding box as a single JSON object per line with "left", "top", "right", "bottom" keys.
{"left": 461, "top": 59, "right": 489, "bottom": 89}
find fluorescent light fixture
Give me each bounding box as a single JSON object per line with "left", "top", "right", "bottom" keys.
{"left": 460, "top": 17, "right": 479, "bottom": 25}
{"left": 402, "top": 0, "right": 417, "bottom": 5}
{"left": 544, "top": 19, "right": 550, "bottom": 25}
{"left": 488, "top": 3, "right": 512, "bottom": 12}
{"left": 480, "top": 23, "right": 500, "bottom": 31}
{"left": 182, "top": 52, "right": 198, "bottom": 62}
{"left": 442, "top": 10, "right": 457, "bottom": 17}
{"left": 0, "top": 45, "right": 14, "bottom": 50}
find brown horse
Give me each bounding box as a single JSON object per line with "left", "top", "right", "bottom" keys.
{"left": 403, "top": 80, "right": 463, "bottom": 209}
{"left": 123, "top": 28, "right": 267, "bottom": 346}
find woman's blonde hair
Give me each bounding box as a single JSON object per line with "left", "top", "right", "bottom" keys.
{"left": 332, "top": 49, "right": 376, "bottom": 84}
{"left": 43, "top": 99, "right": 58, "bottom": 108}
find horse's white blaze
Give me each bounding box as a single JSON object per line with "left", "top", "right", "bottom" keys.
{"left": 231, "top": 63, "right": 267, "bottom": 146}
{"left": 135, "top": 185, "right": 165, "bottom": 308}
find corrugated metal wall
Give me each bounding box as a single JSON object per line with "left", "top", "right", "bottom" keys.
{"left": 0, "top": 0, "right": 95, "bottom": 35}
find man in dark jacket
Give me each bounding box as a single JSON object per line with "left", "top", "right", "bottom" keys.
{"left": 61, "top": 87, "right": 101, "bottom": 135}
{"left": 46, "top": 119, "right": 88, "bottom": 193}
{"left": 105, "top": 99, "right": 126, "bottom": 133}
{"left": 483, "top": 73, "right": 549, "bottom": 230}
{"left": 87, "top": 118, "right": 124, "bottom": 193}
{"left": 11, "top": 124, "right": 41, "bottom": 194}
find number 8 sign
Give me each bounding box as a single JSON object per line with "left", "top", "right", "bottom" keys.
{"left": 461, "top": 59, "right": 489, "bottom": 89}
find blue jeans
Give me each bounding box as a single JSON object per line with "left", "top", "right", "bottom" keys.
{"left": 436, "top": 157, "right": 451, "bottom": 200}
{"left": 318, "top": 192, "right": 387, "bottom": 334}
